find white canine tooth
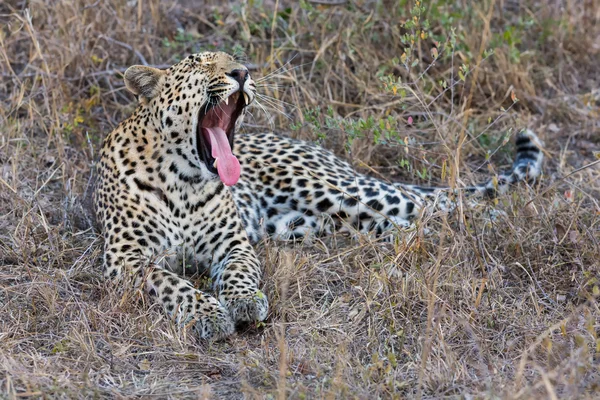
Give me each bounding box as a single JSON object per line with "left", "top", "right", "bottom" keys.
{"left": 224, "top": 97, "right": 229, "bottom": 105}
{"left": 213, "top": 159, "right": 218, "bottom": 169}
{"left": 243, "top": 93, "right": 250, "bottom": 105}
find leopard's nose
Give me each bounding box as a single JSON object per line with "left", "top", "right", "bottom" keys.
{"left": 227, "top": 68, "right": 248, "bottom": 87}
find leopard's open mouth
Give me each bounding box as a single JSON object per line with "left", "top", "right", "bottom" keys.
{"left": 196, "top": 91, "right": 248, "bottom": 186}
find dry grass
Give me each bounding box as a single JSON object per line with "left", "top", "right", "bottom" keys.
{"left": 1, "top": 0, "right": 599, "bottom": 398}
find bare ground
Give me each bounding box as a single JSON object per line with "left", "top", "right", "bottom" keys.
{"left": 1, "top": 0, "right": 599, "bottom": 398}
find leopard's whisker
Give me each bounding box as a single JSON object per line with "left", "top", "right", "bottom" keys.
{"left": 255, "top": 58, "right": 311, "bottom": 83}
{"left": 253, "top": 96, "right": 294, "bottom": 122}
{"left": 254, "top": 56, "right": 299, "bottom": 82}
{"left": 255, "top": 93, "right": 296, "bottom": 109}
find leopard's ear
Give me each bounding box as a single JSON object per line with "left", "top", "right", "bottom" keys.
{"left": 124, "top": 66, "right": 166, "bottom": 100}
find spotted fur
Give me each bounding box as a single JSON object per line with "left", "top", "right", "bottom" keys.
{"left": 94, "top": 51, "right": 544, "bottom": 340}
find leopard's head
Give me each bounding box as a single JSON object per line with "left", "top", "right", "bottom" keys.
{"left": 124, "top": 51, "right": 256, "bottom": 186}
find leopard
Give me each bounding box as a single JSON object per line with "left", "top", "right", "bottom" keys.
{"left": 94, "top": 51, "right": 544, "bottom": 340}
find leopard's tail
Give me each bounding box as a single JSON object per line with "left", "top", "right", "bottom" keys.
{"left": 465, "top": 129, "right": 544, "bottom": 198}
{"left": 399, "top": 129, "right": 544, "bottom": 213}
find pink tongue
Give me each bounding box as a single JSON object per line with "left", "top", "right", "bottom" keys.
{"left": 203, "top": 127, "right": 241, "bottom": 186}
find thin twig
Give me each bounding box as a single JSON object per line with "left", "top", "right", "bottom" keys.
{"left": 98, "top": 34, "right": 148, "bottom": 66}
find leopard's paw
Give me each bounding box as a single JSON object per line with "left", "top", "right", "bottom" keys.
{"left": 223, "top": 290, "right": 269, "bottom": 324}
{"left": 191, "top": 302, "right": 235, "bottom": 340}
{"left": 178, "top": 291, "right": 235, "bottom": 340}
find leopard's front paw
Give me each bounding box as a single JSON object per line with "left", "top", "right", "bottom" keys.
{"left": 176, "top": 290, "right": 235, "bottom": 340}
{"left": 192, "top": 302, "right": 235, "bottom": 340}
{"left": 223, "top": 290, "right": 269, "bottom": 324}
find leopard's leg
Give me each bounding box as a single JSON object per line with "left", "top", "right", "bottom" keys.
{"left": 186, "top": 187, "right": 268, "bottom": 326}
{"left": 102, "top": 235, "right": 235, "bottom": 340}
{"left": 251, "top": 172, "right": 421, "bottom": 239}
{"left": 210, "top": 246, "right": 268, "bottom": 324}
{"left": 194, "top": 220, "right": 268, "bottom": 325}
